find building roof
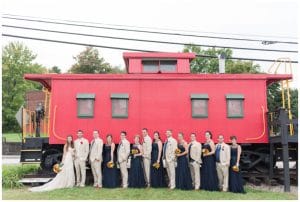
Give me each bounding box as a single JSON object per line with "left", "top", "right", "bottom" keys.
{"left": 24, "top": 73, "right": 293, "bottom": 91}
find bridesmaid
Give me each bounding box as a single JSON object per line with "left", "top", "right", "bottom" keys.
{"left": 229, "top": 136, "right": 245, "bottom": 193}
{"left": 103, "top": 134, "right": 119, "bottom": 188}
{"left": 175, "top": 132, "right": 193, "bottom": 190}
{"left": 200, "top": 131, "right": 219, "bottom": 191}
{"left": 150, "top": 131, "right": 166, "bottom": 187}
{"left": 128, "top": 135, "right": 146, "bottom": 188}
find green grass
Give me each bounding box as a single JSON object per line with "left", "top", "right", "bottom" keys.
{"left": 2, "top": 133, "right": 48, "bottom": 142}
{"left": 2, "top": 164, "right": 40, "bottom": 189}
{"left": 2, "top": 186, "right": 297, "bottom": 200}
{"left": 2, "top": 133, "right": 22, "bottom": 142}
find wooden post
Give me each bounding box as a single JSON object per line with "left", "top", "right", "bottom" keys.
{"left": 279, "top": 108, "right": 290, "bottom": 192}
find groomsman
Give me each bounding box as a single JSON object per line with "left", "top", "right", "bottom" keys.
{"left": 74, "top": 130, "right": 89, "bottom": 187}
{"left": 89, "top": 130, "right": 103, "bottom": 188}
{"left": 188, "top": 133, "right": 202, "bottom": 190}
{"left": 142, "top": 128, "right": 152, "bottom": 188}
{"left": 215, "top": 135, "right": 231, "bottom": 191}
{"left": 163, "top": 130, "right": 177, "bottom": 190}
{"left": 117, "top": 131, "right": 130, "bottom": 188}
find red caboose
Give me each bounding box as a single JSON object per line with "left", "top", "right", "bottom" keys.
{"left": 22, "top": 52, "right": 292, "bottom": 171}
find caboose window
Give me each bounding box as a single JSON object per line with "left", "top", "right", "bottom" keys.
{"left": 142, "top": 60, "right": 159, "bottom": 72}
{"left": 190, "top": 94, "right": 209, "bottom": 118}
{"left": 226, "top": 94, "right": 244, "bottom": 118}
{"left": 76, "top": 93, "right": 95, "bottom": 118}
{"left": 142, "top": 60, "right": 177, "bottom": 73}
{"left": 111, "top": 93, "right": 129, "bottom": 118}
{"left": 160, "top": 60, "right": 177, "bottom": 72}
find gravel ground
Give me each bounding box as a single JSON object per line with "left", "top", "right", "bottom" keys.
{"left": 246, "top": 183, "right": 298, "bottom": 194}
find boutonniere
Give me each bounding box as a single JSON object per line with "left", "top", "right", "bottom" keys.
{"left": 222, "top": 146, "right": 224, "bottom": 151}
{"left": 80, "top": 141, "right": 83, "bottom": 145}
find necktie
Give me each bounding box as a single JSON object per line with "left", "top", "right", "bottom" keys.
{"left": 216, "top": 144, "right": 221, "bottom": 162}
{"left": 89, "top": 140, "right": 94, "bottom": 153}
{"left": 163, "top": 140, "right": 168, "bottom": 159}
{"left": 188, "top": 143, "right": 193, "bottom": 161}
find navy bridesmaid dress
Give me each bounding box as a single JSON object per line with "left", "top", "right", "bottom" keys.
{"left": 229, "top": 147, "right": 246, "bottom": 193}
{"left": 200, "top": 143, "right": 219, "bottom": 191}
{"left": 128, "top": 145, "right": 146, "bottom": 188}
{"left": 175, "top": 143, "right": 193, "bottom": 190}
{"left": 103, "top": 144, "right": 119, "bottom": 188}
{"left": 150, "top": 142, "right": 166, "bottom": 187}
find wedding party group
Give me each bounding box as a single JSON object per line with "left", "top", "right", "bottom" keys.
{"left": 29, "top": 129, "right": 245, "bottom": 194}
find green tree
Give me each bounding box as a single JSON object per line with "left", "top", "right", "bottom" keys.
{"left": 68, "top": 47, "right": 122, "bottom": 73}
{"left": 49, "top": 66, "right": 61, "bottom": 74}
{"left": 268, "top": 82, "right": 298, "bottom": 118}
{"left": 2, "top": 42, "right": 47, "bottom": 132}
{"left": 183, "top": 44, "right": 260, "bottom": 73}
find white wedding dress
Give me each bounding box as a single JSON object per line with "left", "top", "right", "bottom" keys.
{"left": 29, "top": 147, "right": 75, "bottom": 192}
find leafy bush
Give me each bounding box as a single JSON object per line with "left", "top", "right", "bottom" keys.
{"left": 2, "top": 164, "right": 40, "bottom": 188}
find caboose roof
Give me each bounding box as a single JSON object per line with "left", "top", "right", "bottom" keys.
{"left": 123, "top": 52, "right": 196, "bottom": 73}
{"left": 24, "top": 73, "right": 292, "bottom": 91}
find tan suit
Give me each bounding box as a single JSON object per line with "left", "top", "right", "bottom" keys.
{"left": 74, "top": 137, "right": 89, "bottom": 186}
{"left": 188, "top": 141, "right": 202, "bottom": 189}
{"left": 215, "top": 142, "right": 231, "bottom": 191}
{"left": 142, "top": 135, "right": 152, "bottom": 186}
{"left": 89, "top": 137, "right": 103, "bottom": 187}
{"left": 163, "top": 137, "right": 177, "bottom": 189}
{"left": 117, "top": 139, "right": 130, "bottom": 188}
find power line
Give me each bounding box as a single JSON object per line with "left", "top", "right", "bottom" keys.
{"left": 3, "top": 13, "right": 298, "bottom": 40}
{"left": 2, "top": 33, "right": 298, "bottom": 64}
{"left": 2, "top": 16, "right": 298, "bottom": 45}
{"left": 3, "top": 24, "right": 297, "bottom": 53}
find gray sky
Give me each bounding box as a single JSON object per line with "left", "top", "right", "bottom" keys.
{"left": 2, "top": 0, "right": 299, "bottom": 87}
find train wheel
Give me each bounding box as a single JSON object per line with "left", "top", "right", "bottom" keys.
{"left": 240, "top": 147, "right": 276, "bottom": 172}
{"left": 41, "top": 149, "right": 63, "bottom": 171}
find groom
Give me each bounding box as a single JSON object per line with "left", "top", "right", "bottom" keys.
{"left": 74, "top": 130, "right": 89, "bottom": 187}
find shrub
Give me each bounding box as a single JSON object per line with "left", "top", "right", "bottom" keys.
{"left": 2, "top": 164, "right": 40, "bottom": 188}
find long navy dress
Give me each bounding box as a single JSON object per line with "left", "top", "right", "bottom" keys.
{"left": 200, "top": 143, "right": 219, "bottom": 191}
{"left": 103, "top": 144, "right": 119, "bottom": 188}
{"left": 150, "top": 142, "right": 166, "bottom": 187}
{"left": 128, "top": 144, "right": 146, "bottom": 188}
{"left": 229, "top": 147, "right": 245, "bottom": 193}
{"left": 175, "top": 143, "right": 193, "bottom": 190}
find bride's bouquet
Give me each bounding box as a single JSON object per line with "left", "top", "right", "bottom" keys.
{"left": 53, "top": 163, "right": 64, "bottom": 173}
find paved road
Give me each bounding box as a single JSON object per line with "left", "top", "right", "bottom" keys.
{"left": 2, "top": 155, "right": 20, "bottom": 165}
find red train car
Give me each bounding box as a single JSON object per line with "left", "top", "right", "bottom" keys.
{"left": 25, "top": 52, "right": 291, "bottom": 143}
{"left": 22, "top": 52, "right": 292, "bottom": 170}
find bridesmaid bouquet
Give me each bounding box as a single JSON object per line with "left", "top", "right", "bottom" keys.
{"left": 175, "top": 148, "right": 181, "bottom": 154}
{"left": 53, "top": 163, "right": 64, "bottom": 173}
{"left": 107, "top": 161, "right": 114, "bottom": 168}
{"left": 131, "top": 149, "right": 139, "bottom": 155}
{"left": 232, "top": 165, "right": 239, "bottom": 172}
{"left": 202, "top": 148, "right": 209, "bottom": 155}
{"left": 152, "top": 162, "right": 160, "bottom": 169}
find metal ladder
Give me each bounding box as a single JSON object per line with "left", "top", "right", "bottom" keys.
{"left": 268, "top": 57, "right": 294, "bottom": 136}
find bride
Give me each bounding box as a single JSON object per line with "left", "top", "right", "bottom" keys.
{"left": 29, "top": 135, "right": 76, "bottom": 192}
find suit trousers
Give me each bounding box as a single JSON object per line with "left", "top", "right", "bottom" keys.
{"left": 166, "top": 160, "right": 176, "bottom": 189}
{"left": 216, "top": 162, "right": 229, "bottom": 191}
{"left": 74, "top": 159, "right": 86, "bottom": 186}
{"left": 189, "top": 161, "right": 201, "bottom": 189}
{"left": 119, "top": 161, "right": 128, "bottom": 188}
{"left": 143, "top": 158, "right": 151, "bottom": 186}
{"left": 91, "top": 160, "right": 102, "bottom": 187}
